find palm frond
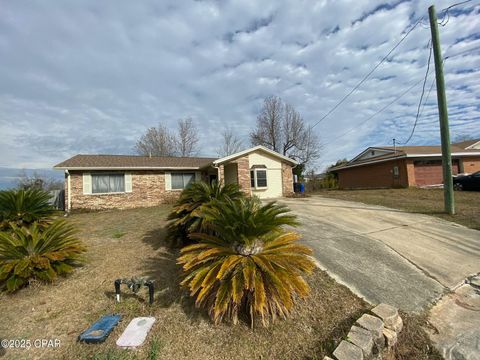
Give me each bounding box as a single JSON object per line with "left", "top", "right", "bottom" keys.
{"left": 0, "top": 220, "right": 86, "bottom": 292}
{"left": 166, "top": 181, "right": 244, "bottom": 246}
{"left": 0, "top": 189, "right": 57, "bottom": 229}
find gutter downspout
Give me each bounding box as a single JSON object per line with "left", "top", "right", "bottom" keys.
{"left": 212, "top": 163, "right": 221, "bottom": 183}
{"left": 66, "top": 170, "right": 71, "bottom": 213}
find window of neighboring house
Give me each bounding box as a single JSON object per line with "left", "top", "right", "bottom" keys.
{"left": 171, "top": 172, "right": 195, "bottom": 190}
{"left": 393, "top": 166, "right": 399, "bottom": 178}
{"left": 92, "top": 174, "right": 125, "bottom": 193}
{"left": 250, "top": 167, "right": 268, "bottom": 189}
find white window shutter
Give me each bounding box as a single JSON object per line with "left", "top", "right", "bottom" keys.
{"left": 195, "top": 171, "right": 201, "bottom": 182}
{"left": 165, "top": 172, "right": 171, "bottom": 190}
{"left": 125, "top": 173, "right": 132, "bottom": 192}
{"left": 83, "top": 173, "right": 92, "bottom": 195}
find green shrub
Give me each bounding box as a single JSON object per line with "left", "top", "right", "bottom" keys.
{"left": 0, "top": 189, "right": 57, "bottom": 229}
{"left": 167, "top": 181, "right": 244, "bottom": 246}
{"left": 0, "top": 220, "right": 86, "bottom": 292}
{"left": 178, "top": 197, "right": 315, "bottom": 327}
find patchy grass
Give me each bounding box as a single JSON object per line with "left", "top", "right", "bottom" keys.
{"left": 315, "top": 188, "right": 480, "bottom": 230}
{"left": 393, "top": 312, "right": 444, "bottom": 360}
{"left": 0, "top": 205, "right": 441, "bottom": 359}
{"left": 112, "top": 229, "right": 127, "bottom": 239}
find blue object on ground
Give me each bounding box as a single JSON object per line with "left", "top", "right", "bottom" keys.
{"left": 78, "top": 314, "right": 122, "bottom": 344}
{"left": 299, "top": 183, "right": 305, "bottom": 193}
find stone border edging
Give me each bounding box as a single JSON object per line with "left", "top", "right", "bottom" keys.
{"left": 325, "top": 303, "right": 403, "bottom": 360}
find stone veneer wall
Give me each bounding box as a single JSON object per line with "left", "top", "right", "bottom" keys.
{"left": 68, "top": 170, "right": 180, "bottom": 211}
{"left": 219, "top": 156, "right": 251, "bottom": 195}
{"left": 232, "top": 156, "right": 251, "bottom": 195}
{"left": 282, "top": 162, "right": 294, "bottom": 196}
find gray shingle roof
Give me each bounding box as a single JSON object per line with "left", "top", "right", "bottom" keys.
{"left": 54, "top": 154, "right": 217, "bottom": 169}
{"left": 330, "top": 142, "right": 480, "bottom": 172}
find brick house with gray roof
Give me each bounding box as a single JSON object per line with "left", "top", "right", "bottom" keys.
{"left": 54, "top": 146, "right": 297, "bottom": 211}
{"left": 329, "top": 139, "right": 480, "bottom": 189}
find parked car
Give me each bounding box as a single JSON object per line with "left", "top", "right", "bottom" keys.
{"left": 453, "top": 171, "right": 480, "bottom": 191}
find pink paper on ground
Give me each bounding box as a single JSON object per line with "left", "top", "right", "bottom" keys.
{"left": 116, "top": 317, "right": 156, "bottom": 348}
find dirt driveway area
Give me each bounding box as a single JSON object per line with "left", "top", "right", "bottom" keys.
{"left": 279, "top": 195, "right": 480, "bottom": 311}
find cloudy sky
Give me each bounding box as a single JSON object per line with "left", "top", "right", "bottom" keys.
{"left": 0, "top": 0, "right": 479, "bottom": 184}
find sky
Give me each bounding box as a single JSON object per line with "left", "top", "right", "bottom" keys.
{"left": 0, "top": 0, "right": 479, "bottom": 187}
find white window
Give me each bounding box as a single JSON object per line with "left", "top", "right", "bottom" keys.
{"left": 171, "top": 172, "right": 195, "bottom": 190}
{"left": 250, "top": 167, "right": 268, "bottom": 189}
{"left": 92, "top": 174, "right": 125, "bottom": 193}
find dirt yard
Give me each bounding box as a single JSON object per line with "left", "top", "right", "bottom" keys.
{"left": 0, "top": 205, "right": 441, "bottom": 359}
{"left": 315, "top": 188, "right": 480, "bottom": 230}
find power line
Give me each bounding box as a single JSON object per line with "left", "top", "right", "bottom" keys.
{"left": 322, "top": 72, "right": 432, "bottom": 146}
{"left": 398, "top": 41, "right": 433, "bottom": 144}
{"left": 310, "top": 0, "right": 476, "bottom": 131}
{"left": 445, "top": 45, "right": 480, "bottom": 59}
{"left": 310, "top": 17, "right": 424, "bottom": 129}
{"left": 439, "top": 0, "right": 473, "bottom": 26}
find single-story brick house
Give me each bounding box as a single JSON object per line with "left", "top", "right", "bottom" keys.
{"left": 329, "top": 139, "right": 480, "bottom": 189}
{"left": 54, "top": 145, "right": 296, "bottom": 211}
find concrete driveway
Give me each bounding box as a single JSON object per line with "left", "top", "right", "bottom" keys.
{"left": 278, "top": 196, "right": 480, "bottom": 311}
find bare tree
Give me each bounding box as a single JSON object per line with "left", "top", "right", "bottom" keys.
{"left": 250, "top": 96, "right": 283, "bottom": 151}
{"left": 176, "top": 118, "right": 199, "bottom": 157}
{"left": 250, "top": 96, "right": 321, "bottom": 170}
{"left": 135, "top": 124, "right": 176, "bottom": 156}
{"left": 217, "top": 128, "right": 244, "bottom": 157}
{"left": 16, "top": 170, "right": 64, "bottom": 191}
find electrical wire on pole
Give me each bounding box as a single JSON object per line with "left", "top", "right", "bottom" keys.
{"left": 310, "top": 17, "right": 425, "bottom": 129}
{"left": 398, "top": 41, "right": 433, "bottom": 144}
{"left": 321, "top": 69, "right": 435, "bottom": 147}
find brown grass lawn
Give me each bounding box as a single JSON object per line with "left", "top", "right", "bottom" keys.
{"left": 315, "top": 188, "right": 480, "bottom": 230}
{"left": 0, "top": 206, "right": 441, "bottom": 360}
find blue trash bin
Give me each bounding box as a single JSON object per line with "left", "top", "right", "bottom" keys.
{"left": 299, "top": 183, "right": 305, "bottom": 193}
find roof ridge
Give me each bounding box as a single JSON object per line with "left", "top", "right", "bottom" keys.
{"left": 73, "top": 154, "right": 218, "bottom": 160}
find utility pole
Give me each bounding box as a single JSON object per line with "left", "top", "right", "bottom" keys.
{"left": 428, "top": 5, "right": 455, "bottom": 215}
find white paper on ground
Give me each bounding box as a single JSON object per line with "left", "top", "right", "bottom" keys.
{"left": 116, "top": 317, "right": 156, "bottom": 348}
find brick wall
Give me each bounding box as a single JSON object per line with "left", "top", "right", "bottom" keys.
{"left": 413, "top": 160, "right": 459, "bottom": 186}
{"left": 67, "top": 170, "right": 180, "bottom": 211}
{"left": 227, "top": 156, "right": 251, "bottom": 195}
{"left": 337, "top": 159, "right": 409, "bottom": 189}
{"left": 461, "top": 157, "right": 480, "bottom": 173}
{"left": 237, "top": 156, "right": 251, "bottom": 195}
{"left": 405, "top": 159, "right": 416, "bottom": 186}
{"left": 281, "top": 163, "right": 294, "bottom": 196}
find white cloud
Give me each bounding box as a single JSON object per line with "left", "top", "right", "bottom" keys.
{"left": 0, "top": 0, "right": 478, "bottom": 172}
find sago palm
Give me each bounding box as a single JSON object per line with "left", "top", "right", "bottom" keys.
{"left": 0, "top": 219, "right": 86, "bottom": 292}
{"left": 0, "top": 189, "right": 57, "bottom": 229}
{"left": 178, "top": 198, "right": 316, "bottom": 327}
{"left": 167, "top": 181, "right": 244, "bottom": 246}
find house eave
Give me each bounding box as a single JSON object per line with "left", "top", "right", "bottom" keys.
{"left": 330, "top": 151, "right": 480, "bottom": 172}
{"left": 330, "top": 155, "right": 407, "bottom": 171}
{"left": 213, "top": 145, "right": 297, "bottom": 166}
{"left": 53, "top": 166, "right": 207, "bottom": 171}
{"left": 465, "top": 140, "right": 480, "bottom": 149}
